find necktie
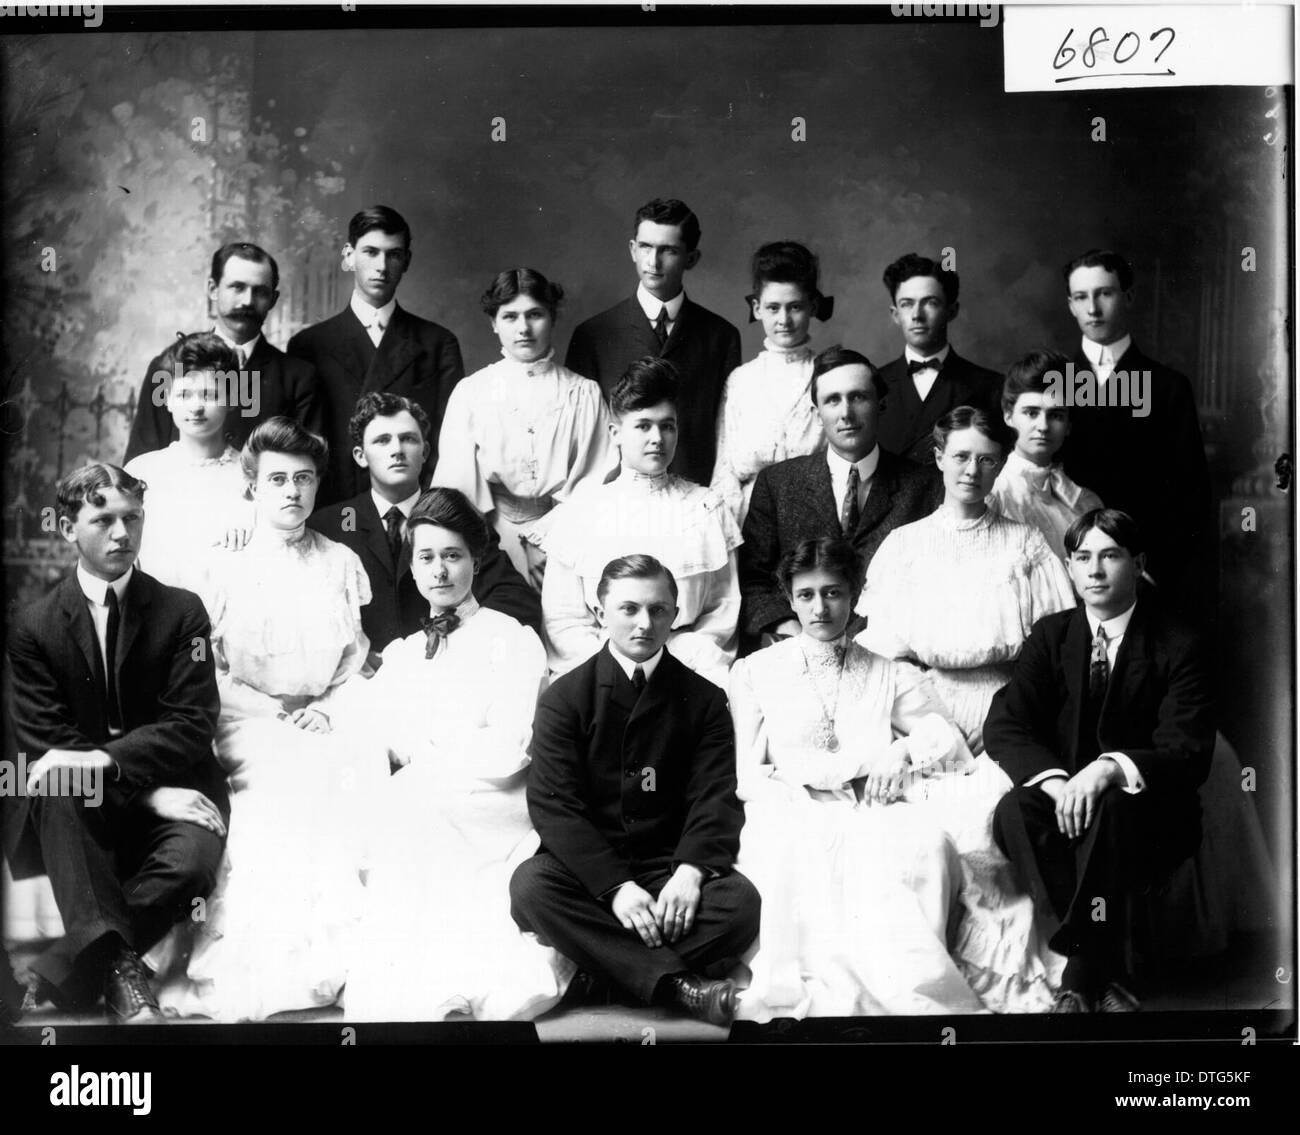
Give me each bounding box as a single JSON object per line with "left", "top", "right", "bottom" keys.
{"left": 653, "top": 306, "right": 669, "bottom": 347}
{"left": 420, "top": 611, "right": 461, "bottom": 659}
{"left": 105, "top": 587, "right": 122, "bottom": 731}
{"left": 1089, "top": 625, "right": 1110, "bottom": 701}
{"left": 383, "top": 506, "right": 403, "bottom": 565}
{"left": 841, "top": 464, "right": 861, "bottom": 534}
{"left": 907, "top": 357, "right": 942, "bottom": 375}
{"left": 1096, "top": 346, "right": 1113, "bottom": 382}
{"left": 632, "top": 665, "right": 647, "bottom": 696}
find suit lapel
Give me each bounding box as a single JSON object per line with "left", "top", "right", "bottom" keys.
{"left": 622, "top": 296, "right": 668, "bottom": 358}
{"left": 357, "top": 492, "right": 398, "bottom": 581}
{"left": 59, "top": 577, "right": 102, "bottom": 690}
{"left": 115, "top": 571, "right": 154, "bottom": 687}
{"left": 1101, "top": 600, "right": 1149, "bottom": 726}
{"left": 365, "top": 305, "right": 420, "bottom": 394}
{"left": 855, "top": 450, "right": 896, "bottom": 535}
{"left": 660, "top": 298, "right": 692, "bottom": 358}
{"left": 337, "top": 307, "right": 378, "bottom": 386}
{"left": 804, "top": 454, "right": 843, "bottom": 535}
{"left": 627, "top": 650, "right": 674, "bottom": 729}
{"left": 1062, "top": 609, "right": 1092, "bottom": 763}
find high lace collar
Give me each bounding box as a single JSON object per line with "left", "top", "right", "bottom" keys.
{"left": 762, "top": 337, "right": 815, "bottom": 363}
{"left": 172, "top": 441, "right": 240, "bottom": 468}
{"left": 498, "top": 347, "right": 558, "bottom": 377}
{"left": 254, "top": 520, "right": 312, "bottom": 549}
{"left": 935, "top": 502, "right": 996, "bottom": 532}
{"left": 797, "top": 630, "right": 848, "bottom": 664}
{"left": 618, "top": 467, "right": 674, "bottom": 494}
{"left": 427, "top": 593, "right": 480, "bottom": 623}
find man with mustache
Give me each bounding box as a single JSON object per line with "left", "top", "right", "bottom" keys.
{"left": 124, "top": 242, "right": 320, "bottom": 461}
{"left": 288, "top": 205, "right": 464, "bottom": 508}
{"left": 875, "top": 253, "right": 1002, "bottom": 465}
{"left": 740, "top": 346, "right": 942, "bottom": 649}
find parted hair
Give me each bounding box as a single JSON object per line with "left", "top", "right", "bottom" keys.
{"left": 633, "top": 198, "right": 702, "bottom": 252}
{"left": 348, "top": 205, "right": 411, "bottom": 249}
{"left": 778, "top": 536, "right": 865, "bottom": 602}
{"left": 1064, "top": 507, "right": 1145, "bottom": 559}
{"left": 240, "top": 416, "right": 330, "bottom": 482}
{"left": 609, "top": 356, "right": 680, "bottom": 417}
{"left": 210, "top": 241, "right": 280, "bottom": 291}
{"left": 932, "top": 405, "right": 1013, "bottom": 456}
{"left": 348, "top": 391, "right": 432, "bottom": 449}
{"left": 1062, "top": 248, "right": 1134, "bottom": 291}
{"left": 480, "top": 268, "right": 565, "bottom": 320}
{"left": 56, "top": 463, "right": 146, "bottom": 523}
{"left": 406, "top": 487, "right": 490, "bottom": 561}
{"left": 883, "top": 252, "right": 960, "bottom": 305}
{"left": 596, "top": 553, "right": 680, "bottom": 605}
{"left": 751, "top": 241, "right": 821, "bottom": 301}
{"left": 1001, "top": 348, "right": 1073, "bottom": 415}
{"left": 157, "top": 331, "right": 240, "bottom": 379}
{"left": 810, "top": 345, "right": 884, "bottom": 405}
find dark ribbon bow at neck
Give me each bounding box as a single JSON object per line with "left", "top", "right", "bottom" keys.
{"left": 908, "top": 357, "right": 943, "bottom": 375}
{"left": 421, "top": 611, "right": 461, "bottom": 659}
{"left": 744, "top": 293, "right": 835, "bottom": 322}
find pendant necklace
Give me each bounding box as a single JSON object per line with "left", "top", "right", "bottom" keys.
{"left": 799, "top": 639, "right": 847, "bottom": 752}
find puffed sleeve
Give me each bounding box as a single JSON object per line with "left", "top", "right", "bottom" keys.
{"left": 709, "top": 367, "right": 745, "bottom": 526}
{"left": 729, "top": 658, "right": 798, "bottom": 804}
{"left": 855, "top": 531, "right": 912, "bottom": 659}
{"left": 200, "top": 555, "right": 287, "bottom": 720}
{"left": 540, "top": 535, "right": 603, "bottom": 676}
{"left": 889, "top": 660, "right": 974, "bottom": 773}
{"left": 307, "top": 546, "right": 373, "bottom": 718}
{"left": 432, "top": 374, "right": 495, "bottom": 515}
{"left": 555, "top": 376, "right": 616, "bottom": 504}
{"left": 1020, "top": 526, "right": 1078, "bottom": 632}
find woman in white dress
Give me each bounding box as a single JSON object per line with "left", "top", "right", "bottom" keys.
{"left": 987, "top": 350, "right": 1104, "bottom": 560}
{"left": 433, "top": 268, "right": 615, "bottom": 589}
{"left": 541, "top": 357, "right": 740, "bottom": 686}
{"left": 344, "top": 488, "right": 574, "bottom": 1020}
{"left": 711, "top": 242, "right": 831, "bottom": 527}
{"left": 855, "top": 406, "right": 1077, "bottom": 1010}
{"left": 123, "top": 333, "right": 253, "bottom": 591}
{"left": 159, "top": 417, "right": 386, "bottom": 1021}
{"left": 731, "top": 537, "right": 985, "bottom": 1019}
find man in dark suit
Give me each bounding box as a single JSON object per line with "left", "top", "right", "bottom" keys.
{"left": 288, "top": 205, "right": 464, "bottom": 508}
{"left": 1057, "top": 249, "right": 1215, "bottom": 628}
{"left": 565, "top": 197, "right": 740, "bottom": 485}
{"left": 124, "top": 241, "right": 320, "bottom": 462}
{"left": 740, "top": 346, "right": 943, "bottom": 645}
{"left": 985, "top": 509, "right": 1214, "bottom": 1013}
{"left": 510, "top": 555, "right": 759, "bottom": 1026}
{"left": 875, "top": 252, "right": 1002, "bottom": 464}
{"left": 3, "top": 464, "right": 228, "bottom": 1022}
{"left": 307, "top": 391, "right": 540, "bottom": 650}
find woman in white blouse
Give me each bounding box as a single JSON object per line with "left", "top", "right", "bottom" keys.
{"left": 434, "top": 268, "right": 615, "bottom": 589}
{"left": 345, "top": 489, "right": 574, "bottom": 1021}
{"left": 159, "top": 418, "right": 386, "bottom": 1021}
{"left": 730, "top": 537, "right": 984, "bottom": 1018}
{"left": 855, "top": 405, "right": 1078, "bottom": 1010}
{"left": 988, "top": 350, "right": 1104, "bottom": 560}
{"left": 711, "top": 241, "right": 831, "bottom": 527}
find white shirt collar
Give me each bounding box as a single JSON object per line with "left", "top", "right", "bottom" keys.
{"left": 213, "top": 327, "right": 260, "bottom": 361}
{"left": 76, "top": 563, "right": 133, "bottom": 606}
{"left": 826, "top": 444, "right": 880, "bottom": 483}
{"left": 607, "top": 641, "right": 665, "bottom": 682}
{"left": 904, "top": 343, "right": 951, "bottom": 366}
{"left": 351, "top": 291, "right": 397, "bottom": 329}
{"left": 1085, "top": 600, "right": 1136, "bottom": 641}
{"left": 371, "top": 486, "right": 422, "bottom": 521}
{"left": 1080, "top": 333, "right": 1131, "bottom": 368}
{"left": 636, "top": 285, "right": 684, "bottom": 324}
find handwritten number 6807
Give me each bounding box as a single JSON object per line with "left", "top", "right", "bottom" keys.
{"left": 1053, "top": 27, "right": 1176, "bottom": 71}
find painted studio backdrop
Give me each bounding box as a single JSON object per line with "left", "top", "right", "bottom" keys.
{"left": 1, "top": 17, "right": 1292, "bottom": 922}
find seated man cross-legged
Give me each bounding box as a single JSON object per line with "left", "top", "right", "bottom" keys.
{"left": 510, "top": 554, "right": 760, "bottom": 1026}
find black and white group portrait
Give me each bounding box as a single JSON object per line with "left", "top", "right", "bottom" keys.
{"left": 0, "top": 3, "right": 1292, "bottom": 1053}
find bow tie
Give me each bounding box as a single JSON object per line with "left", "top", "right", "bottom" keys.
{"left": 420, "top": 610, "right": 461, "bottom": 659}
{"left": 908, "top": 357, "right": 943, "bottom": 375}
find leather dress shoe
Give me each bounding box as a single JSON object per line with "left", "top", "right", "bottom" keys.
{"left": 1051, "top": 989, "right": 1092, "bottom": 1013}
{"left": 1098, "top": 982, "right": 1140, "bottom": 1013}
{"left": 666, "top": 974, "right": 738, "bottom": 1027}
{"left": 103, "top": 949, "right": 164, "bottom": 1024}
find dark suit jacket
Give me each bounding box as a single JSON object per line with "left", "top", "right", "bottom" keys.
{"left": 564, "top": 295, "right": 741, "bottom": 485}
{"left": 983, "top": 600, "right": 1214, "bottom": 797}
{"left": 287, "top": 304, "right": 464, "bottom": 507}
{"left": 739, "top": 447, "right": 943, "bottom": 637}
{"left": 526, "top": 645, "right": 744, "bottom": 900}
{"left": 1056, "top": 343, "right": 1215, "bottom": 621}
{"left": 306, "top": 490, "right": 541, "bottom": 649}
{"left": 3, "top": 570, "right": 226, "bottom": 879}
{"left": 123, "top": 336, "right": 321, "bottom": 463}
{"left": 876, "top": 349, "right": 1003, "bottom": 464}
